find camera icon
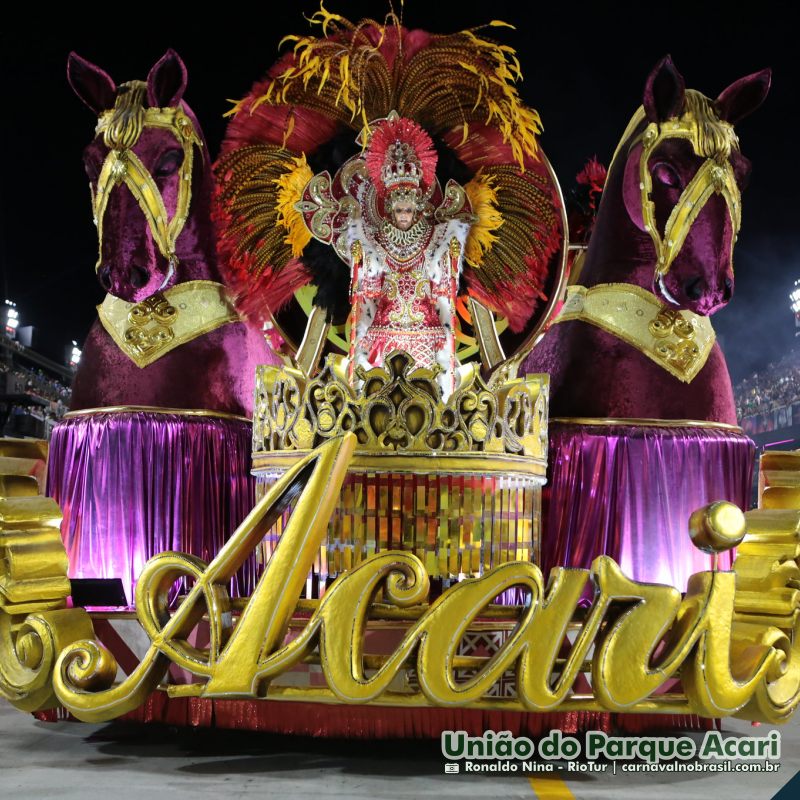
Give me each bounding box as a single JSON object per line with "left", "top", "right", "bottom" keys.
{"left": 444, "top": 763, "right": 460, "bottom": 773}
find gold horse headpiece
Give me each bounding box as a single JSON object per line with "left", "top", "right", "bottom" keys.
{"left": 612, "top": 90, "right": 742, "bottom": 278}
{"left": 91, "top": 80, "right": 203, "bottom": 275}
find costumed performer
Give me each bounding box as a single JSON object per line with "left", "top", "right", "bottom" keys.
{"left": 340, "top": 114, "right": 471, "bottom": 399}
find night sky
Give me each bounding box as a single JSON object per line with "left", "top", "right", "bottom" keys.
{"left": 1, "top": 2, "right": 796, "bottom": 383}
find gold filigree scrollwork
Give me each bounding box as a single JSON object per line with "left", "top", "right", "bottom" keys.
{"left": 252, "top": 352, "right": 548, "bottom": 459}
{"left": 654, "top": 339, "right": 702, "bottom": 375}
{"left": 294, "top": 161, "right": 363, "bottom": 264}
{"left": 295, "top": 171, "right": 340, "bottom": 243}
{"left": 385, "top": 272, "right": 426, "bottom": 328}
{"left": 253, "top": 366, "right": 307, "bottom": 451}
{"left": 434, "top": 179, "right": 474, "bottom": 224}
{"left": 495, "top": 378, "right": 548, "bottom": 458}
{"left": 444, "top": 383, "right": 496, "bottom": 452}
{"left": 308, "top": 379, "right": 358, "bottom": 444}
{"left": 648, "top": 308, "right": 696, "bottom": 340}
{"left": 649, "top": 305, "right": 702, "bottom": 375}
{"left": 372, "top": 396, "right": 434, "bottom": 451}
{"left": 123, "top": 292, "right": 178, "bottom": 357}
{"left": 127, "top": 293, "right": 178, "bottom": 326}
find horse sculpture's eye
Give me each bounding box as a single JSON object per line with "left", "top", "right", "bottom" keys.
{"left": 155, "top": 149, "right": 184, "bottom": 178}
{"left": 652, "top": 162, "right": 682, "bottom": 189}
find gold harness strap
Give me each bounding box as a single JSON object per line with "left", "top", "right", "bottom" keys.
{"left": 90, "top": 82, "right": 203, "bottom": 274}
{"left": 633, "top": 112, "right": 741, "bottom": 277}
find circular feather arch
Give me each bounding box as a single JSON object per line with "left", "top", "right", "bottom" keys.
{"left": 213, "top": 6, "right": 565, "bottom": 351}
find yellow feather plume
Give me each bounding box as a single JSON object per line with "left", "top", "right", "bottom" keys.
{"left": 274, "top": 154, "right": 313, "bottom": 257}
{"left": 229, "top": 3, "right": 543, "bottom": 169}
{"left": 464, "top": 171, "right": 504, "bottom": 267}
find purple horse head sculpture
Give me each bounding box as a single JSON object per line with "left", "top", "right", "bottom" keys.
{"left": 66, "top": 50, "right": 277, "bottom": 415}
{"left": 525, "top": 57, "right": 770, "bottom": 424}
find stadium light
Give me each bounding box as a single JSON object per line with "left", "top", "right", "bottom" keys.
{"left": 4, "top": 300, "right": 18, "bottom": 335}
{"left": 69, "top": 340, "right": 82, "bottom": 368}
{"left": 792, "top": 281, "right": 800, "bottom": 336}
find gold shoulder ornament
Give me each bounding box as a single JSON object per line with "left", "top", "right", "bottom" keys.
{"left": 554, "top": 283, "right": 716, "bottom": 383}
{"left": 97, "top": 280, "right": 240, "bottom": 368}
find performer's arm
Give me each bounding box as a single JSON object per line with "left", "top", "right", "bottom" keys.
{"left": 347, "top": 219, "right": 381, "bottom": 380}
{"left": 430, "top": 220, "right": 469, "bottom": 398}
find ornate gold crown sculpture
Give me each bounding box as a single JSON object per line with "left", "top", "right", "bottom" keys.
{"left": 253, "top": 352, "right": 547, "bottom": 461}
{"left": 252, "top": 352, "right": 548, "bottom": 583}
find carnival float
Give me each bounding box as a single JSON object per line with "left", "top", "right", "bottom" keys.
{"left": 1, "top": 6, "right": 798, "bottom": 740}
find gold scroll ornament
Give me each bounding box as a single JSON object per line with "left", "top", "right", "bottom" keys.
{"left": 253, "top": 352, "right": 549, "bottom": 463}
{"left": 0, "top": 439, "right": 94, "bottom": 712}
{"left": 555, "top": 283, "right": 716, "bottom": 382}
{"left": 97, "top": 280, "right": 240, "bottom": 368}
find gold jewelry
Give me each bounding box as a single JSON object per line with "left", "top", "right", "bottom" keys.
{"left": 378, "top": 216, "right": 431, "bottom": 261}
{"left": 554, "top": 283, "right": 716, "bottom": 383}
{"left": 97, "top": 280, "right": 239, "bottom": 368}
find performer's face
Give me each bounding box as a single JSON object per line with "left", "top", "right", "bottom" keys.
{"left": 392, "top": 202, "right": 415, "bottom": 231}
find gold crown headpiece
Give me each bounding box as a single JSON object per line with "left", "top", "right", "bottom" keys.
{"left": 365, "top": 113, "right": 437, "bottom": 210}
{"left": 382, "top": 141, "right": 423, "bottom": 191}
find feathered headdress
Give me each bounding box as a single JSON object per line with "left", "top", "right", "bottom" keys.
{"left": 214, "top": 4, "right": 563, "bottom": 333}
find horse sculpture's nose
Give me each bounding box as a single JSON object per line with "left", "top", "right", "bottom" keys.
{"left": 129, "top": 264, "right": 150, "bottom": 289}
{"left": 684, "top": 276, "right": 704, "bottom": 300}
{"left": 98, "top": 265, "right": 112, "bottom": 291}
{"left": 722, "top": 276, "right": 733, "bottom": 302}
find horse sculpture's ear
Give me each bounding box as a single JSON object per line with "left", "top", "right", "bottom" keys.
{"left": 67, "top": 52, "right": 116, "bottom": 114}
{"left": 147, "top": 49, "right": 188, "bottom": 108}
{"left": 715, "top": 69, "right": 772, "bottom": 124}
{"left": 643, "top": 55, "right": 686, "bottom": 123}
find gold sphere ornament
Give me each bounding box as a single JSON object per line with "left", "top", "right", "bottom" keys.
{"left": 688, "top": 501, "right": 746, "bottom": 553}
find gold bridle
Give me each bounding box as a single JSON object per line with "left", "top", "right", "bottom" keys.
{"left": 90, "top": 81, "right": 203, "bottom": 277}
{"left": 611, "top": 92, "right": 742, "bottom": 280}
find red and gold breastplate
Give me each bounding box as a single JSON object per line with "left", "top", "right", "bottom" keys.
{"left": 359, "top": 222, "right": 448, "bottom": 372}
{"left": 372, "top": 253, "right": 439, "bottom": 330}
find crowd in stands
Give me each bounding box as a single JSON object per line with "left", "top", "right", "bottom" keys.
{"left": 1, "top": 361, "right": 71, "bottom": 404}
{"left": 735, "top": 351, "right": 800, "bottom": 426}
{"left": 1, "top": 360, "right": 72, "bottom": 437}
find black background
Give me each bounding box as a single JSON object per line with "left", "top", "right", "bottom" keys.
{"left": 1, "top": 1, "right": 796, "bottom": 381}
